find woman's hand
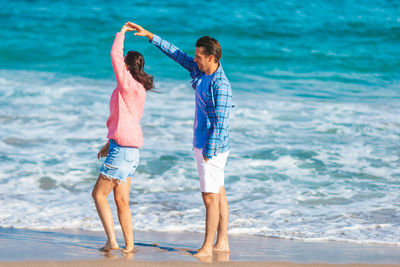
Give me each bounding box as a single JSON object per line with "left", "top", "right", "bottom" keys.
{"left": 97, "top": 142, "right": 110, "bottom": 159}
{"left": 120, "top": 23, "right": 134, "bottom": 34}
{"left": 126, "top": 21, "right": 154, "bottom": 41}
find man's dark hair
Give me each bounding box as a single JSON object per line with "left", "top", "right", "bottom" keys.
{"left": 196, "top": 36, "right": 222, "bottom": 63}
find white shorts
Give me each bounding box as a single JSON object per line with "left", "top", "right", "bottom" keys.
{"left": 194, "top": 148, "right": 229, "bottom": 193}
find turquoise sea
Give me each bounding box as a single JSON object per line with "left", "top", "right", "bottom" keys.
{"left": 0, "top": 0, "right": 400, "bottom": 245}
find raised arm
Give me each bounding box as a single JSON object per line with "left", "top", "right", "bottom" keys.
{"left": 111, "top": 24, "right": 140, "bottom": 94}
{"left": 127, "top": 21, "right": 198, "bottom": 75}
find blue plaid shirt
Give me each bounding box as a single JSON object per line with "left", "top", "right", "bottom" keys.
{"left": 151, "top": 35, "right": 232, "bottom": 158}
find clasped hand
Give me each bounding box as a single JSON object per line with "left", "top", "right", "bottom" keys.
{"left": 120, "top": 21, "right": 154, "bottom": 41}
{"left": 120, "top": 22, "right": 135, "bottom": 34}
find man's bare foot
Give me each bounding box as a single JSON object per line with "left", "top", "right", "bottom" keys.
{"left": 193, "top": 249, "right": 212, "bottom": 263}
{"left": 193, "top": 247, "right": 213, "bottom": 257}
{"left": 99, "top": 239, "right": 119, "bottom": 251}
{"left": 213, "top": 251, "right": 230, "bottom": 262}
{"left": 213, "top": 242, "right": 230, "bottom": 252}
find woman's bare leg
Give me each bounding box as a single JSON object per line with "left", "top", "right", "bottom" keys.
{"left": 92, "top": 174, "right": 119, "bottom": 250}
{"left": 114, "top": 177, "right": 134, "bottom": 252}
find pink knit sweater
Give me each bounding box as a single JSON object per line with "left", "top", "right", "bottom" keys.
{"left": 106, "top": 32, "right": 146, "bottom": 147}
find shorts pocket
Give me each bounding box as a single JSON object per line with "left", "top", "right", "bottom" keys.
{"left": 124, "top": 148, "right": 139, "bottom": 163}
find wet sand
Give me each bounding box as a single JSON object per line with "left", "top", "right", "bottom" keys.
{"left": 3, "top": 261, "right": 400, "bottom": 267}
{"left": 0, "top": 227, "right": 399, "bottom": 266}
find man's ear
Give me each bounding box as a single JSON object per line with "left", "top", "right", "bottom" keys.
{"left": 208, "top": 55, "right": 215, "bottom": 63}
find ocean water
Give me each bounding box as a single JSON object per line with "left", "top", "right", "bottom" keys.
{"left": 1, "top": 0, "right": 400, "bottom": 245}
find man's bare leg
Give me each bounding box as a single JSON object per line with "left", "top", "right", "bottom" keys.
{"left": 213, "top": 186, "right": 230, "bottom": 252}
{"left": 194, "top": 192, "right": 220, "bottom": 257}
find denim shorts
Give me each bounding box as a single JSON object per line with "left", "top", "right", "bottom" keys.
{"left": 99, "top": 139, "right": 140, "bottom": 182}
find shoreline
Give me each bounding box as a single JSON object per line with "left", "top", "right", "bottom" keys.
{"left": 2, "top": 261, "right": 400, "bottom": 267}
{"left": 1, "top": 227, "right": 399, "bottom": 265}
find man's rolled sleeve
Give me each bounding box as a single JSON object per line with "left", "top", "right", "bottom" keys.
{"left": 151, "top": 34, "right": 162, "bottom": 46}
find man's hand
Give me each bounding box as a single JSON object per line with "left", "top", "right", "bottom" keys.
{"left": 97, "top": 142, "right": 110, "bottom": 159}
{"left": 203, "top": 155, "right": 210, "bottom": 163}
{"left": 126, "top": 21, "right": 154, "bottom": 41}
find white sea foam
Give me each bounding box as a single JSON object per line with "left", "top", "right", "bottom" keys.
{"left": 0, "top": 70, "right": 399, "bottom": 245}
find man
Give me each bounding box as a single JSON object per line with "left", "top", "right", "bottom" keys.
{"left": 128, "top": 21, "right": 232, "bottom": 257}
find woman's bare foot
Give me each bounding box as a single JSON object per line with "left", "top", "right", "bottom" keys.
{"left": 99, "top": 239, "right": 119, "bottom": 251}
{"left": 122, "top": 246, "right": 136, "bottom": 253}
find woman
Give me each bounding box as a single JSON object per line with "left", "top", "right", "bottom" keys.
{"left": 92, "top": 22, "right": 153, "bottom": 253}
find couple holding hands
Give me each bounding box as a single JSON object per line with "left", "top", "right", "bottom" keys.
{"left": 91, "top": 21, "right": 232, "bottom": 258}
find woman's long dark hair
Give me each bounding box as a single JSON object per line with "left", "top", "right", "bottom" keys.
{"left": 124, "top": 51, "right": 154, "bottom": 91}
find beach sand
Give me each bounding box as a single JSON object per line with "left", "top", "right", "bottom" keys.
{"left": 0, "top": 227, "right": 399, "bottom": 266}
{"left": 3, "top": 261, "right": 400, "bottom": 267}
